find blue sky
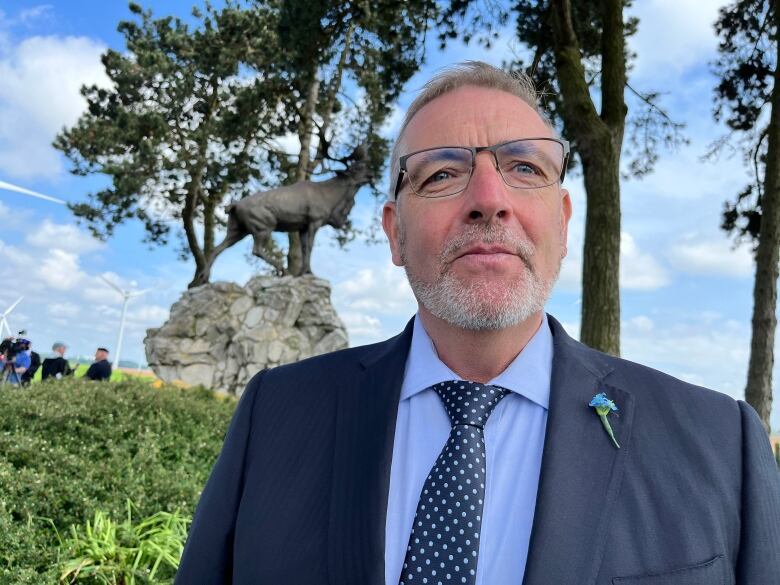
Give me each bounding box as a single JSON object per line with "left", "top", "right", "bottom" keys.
{"left": 1, "top": 1, "right": 777, "bottom": 429}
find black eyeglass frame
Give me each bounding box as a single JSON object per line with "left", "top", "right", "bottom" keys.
{"left": 392, "top": 137, "right": 570, "bottom": 200}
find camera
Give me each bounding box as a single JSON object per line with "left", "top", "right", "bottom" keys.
{"left": 1, "top": 331, "right": 28, "bottom": 362}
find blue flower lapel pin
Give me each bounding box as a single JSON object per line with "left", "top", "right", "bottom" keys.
{"left": 589, "top": 392, "right": 620, "bottom": 449}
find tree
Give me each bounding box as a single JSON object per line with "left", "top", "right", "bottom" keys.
{"left": 56, "top": 0, "right": 435, "bottom": 289}
{"left": 241, "top": 0, "right": 434, "bottom": 279}
{"left": 440, "top": 0, "right": 684, "bottom": 356}
{"left": 55, "top": 2, "right": 292, "bottom": 289}
{"left": 712, "top": 0, "right": 780, "bottom": 433}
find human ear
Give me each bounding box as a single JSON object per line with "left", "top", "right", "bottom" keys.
{"left": 382, "top": 201, "right": 404, "bottom": 266}
{"left": 560, "top": 189, "right": 572, "bottom": 258}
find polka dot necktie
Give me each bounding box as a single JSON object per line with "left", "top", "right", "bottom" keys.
{"left": 399, "top": 381, "right": 510, "bottom": 585}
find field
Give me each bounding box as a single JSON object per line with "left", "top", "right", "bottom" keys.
{"left": 0, "top": 377, "right": 236, "bottom": 583}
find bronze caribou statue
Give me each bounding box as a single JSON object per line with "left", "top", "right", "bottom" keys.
{"left": 195, "top": 144, "right": 372, "bottom": 284}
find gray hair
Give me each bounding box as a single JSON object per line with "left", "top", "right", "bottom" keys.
{"left": 388, "top": 61, "right": 550, "bottom": 200}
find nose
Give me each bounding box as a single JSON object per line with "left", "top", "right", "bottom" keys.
{"left": 463, "top": 151, "right": 512, "bottom": 223}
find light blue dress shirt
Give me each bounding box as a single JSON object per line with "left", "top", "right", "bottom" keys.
{"left": 385, "top": 314, "right": 552, "bottom": 585}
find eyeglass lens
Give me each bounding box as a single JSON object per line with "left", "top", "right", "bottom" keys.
{"left": 404, "top": 139, "right": 564, "bottom": 198}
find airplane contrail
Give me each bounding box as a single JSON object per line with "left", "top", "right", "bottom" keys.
{"left": 0, "top": 179, "right": 66, "bottom": 204}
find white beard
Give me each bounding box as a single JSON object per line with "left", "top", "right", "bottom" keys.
{"left": 400, "top": 223, "right": 560, "bottom": 331}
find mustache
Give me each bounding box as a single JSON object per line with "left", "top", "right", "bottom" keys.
{"left": 439, "top": 224, "right": 536, "bottom": 269}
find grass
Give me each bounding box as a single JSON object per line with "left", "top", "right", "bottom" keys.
{"left": 59, "top": 504, "right": 189, "bottom": 584}
{"left": 0, "top": 377, "right": 236, "bottom": 583}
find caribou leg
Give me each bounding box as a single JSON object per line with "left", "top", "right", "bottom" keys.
{"left": 251, "top": 231, "right": 287, "bottom": 275}
{"left": 299, "top": 222, "right": 322, "bottom": 275}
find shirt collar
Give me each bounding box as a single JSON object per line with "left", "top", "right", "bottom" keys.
{"left": 399, "top": 313, "right": 552, "bottom": 409}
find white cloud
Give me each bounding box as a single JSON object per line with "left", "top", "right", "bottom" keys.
{"left": 37, "top": 248, "right": 85, "bottom": 290}
{"left": 627, "top": 0, "right": 721, "bottom": 84}
{"left": 627, "top": 315, "right": 654, "bottom": 333}
{"left": 381, "top": 104, "right": 404, "bottom": 141}
{"left": 47, "top": 301, "right": 79, "bottom": 318}
{"left": 334, "top": 262, "right": 417, "bottom": 316}
{"left": 668, "top": 234, "right": 753, "bottom": 278}
{"left": 0, "top": 34, "right": 109, "bottom": 179}
{"left": 557, "top": 253, "right": 582, "bottom": 292}
{"left": 26, "top": 219, "right": 103, "bottom": 253}
{"left": 340, "top": 311, "right": 382, "bottom": 342}
{"left": 622, "top": 313, "right": 751, "bottom": 400}
{"left": 620, "top": 232, "right": 670, "bottom": 290}
{"left": 128, "top": 304, "right": 169, "bottom": 324}
{"left": 17, "top": 5, "right": 53, "bottom": 25}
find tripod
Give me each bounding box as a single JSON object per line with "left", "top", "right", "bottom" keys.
{"left": 1, "top": 359, "right": 21, "bottom": 386}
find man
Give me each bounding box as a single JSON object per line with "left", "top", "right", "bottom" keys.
{"left": 2, "top": 338, "right": 30, "bottom": 386}
{"left": 19, "top": 340, "right": 40, "bottom": 385}
{"left": 176, "top": 62, "right": 780, "bottom": 584}
{"left": 41, "top": 342, "right": 74, "bottom": 381}
{"left": 85, "top": 347, "right": 112, "bottom": 381}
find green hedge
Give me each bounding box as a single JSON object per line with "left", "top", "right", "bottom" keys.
{"left": 0, "top": 378, "right": 236, "bottom": 583}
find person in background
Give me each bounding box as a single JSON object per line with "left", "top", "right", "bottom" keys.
{"left": 41, "top": 342, "right": 74, "bottom": 381}
{"left": 20, "top": 340, "right": 41, "bottom": 386}
{"left": 85, "top": 347, "right": 112, "bottom": 381}
{"left": 3, "top": 338, "right": 31, "bottom": 385}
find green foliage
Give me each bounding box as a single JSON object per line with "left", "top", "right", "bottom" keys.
{"left": 53, "top": 1, "right": 291, "bottom": 278}
{"left": 712, "top": 0, "right": 775, "bottom": 243}
{"left": 0, "top": 378, "right": 235, "bottom": 582}
{"left": 55, "top": 0, "right": 436, "bottom": 285}
{"left": 59, "top": 504, "right": 188, "bottom": 584}
{"left": 438, "top": 0, "right": 684, "bottom": 179}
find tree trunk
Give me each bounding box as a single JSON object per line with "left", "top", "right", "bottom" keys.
{"left": 745, "top": 1, "right": 780, "bottom": 433}
{"left": 549, "top": 0, "right": 626, "bottom": 355}
{"left": 287, "top": 26, "right": 353, "bottom": 275}
{"left": 185, "top": 187, "right": 208, "bottom": 289}
{"left": 287, "top": 72, "right": 320, "bottom": 276}
{"left": 580, "top": 136, "right": 622, "bottom": 355}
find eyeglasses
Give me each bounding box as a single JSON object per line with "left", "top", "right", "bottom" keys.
{"left": 393, "top": 137, "right": 570, "bottom": 199}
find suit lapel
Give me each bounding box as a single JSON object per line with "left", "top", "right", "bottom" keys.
{"left": 328, "top": 319, "right": 413, "bottom": 585}
{"left": 522, "top": 317, "right": 635, "bottom": 585}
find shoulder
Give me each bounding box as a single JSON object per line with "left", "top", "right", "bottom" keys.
{"left": 235, "top": 324, "right": 411, "bottom": 411}
{"left": 244, "top": 336, "right": 400, "bottom": 396}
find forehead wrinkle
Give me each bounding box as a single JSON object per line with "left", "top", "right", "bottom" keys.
{"left": 399, "top": 86, "right": 552, "bottom": 156}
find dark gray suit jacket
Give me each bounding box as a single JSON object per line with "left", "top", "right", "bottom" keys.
{"left": 176, "top": 315, "right": 780, "bottom": 584}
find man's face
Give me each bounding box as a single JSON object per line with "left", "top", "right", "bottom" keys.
{"left": 95, "top": 349, "right": 107, "bottom": 361}
{"left": 383, "top": 85, "right": 572, "bottom": 330}
{"left": 56, "top": 346, "right": 66, "bottom": 356}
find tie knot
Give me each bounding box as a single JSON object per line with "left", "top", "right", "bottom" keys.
{"left": 433, "top": 380, "right": 509, "bottom": 429}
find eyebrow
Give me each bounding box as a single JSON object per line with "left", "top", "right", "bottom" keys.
{"left": 498, "top": 141, "right": 559, "bottom": 170}
{"left": 414, "top": 148, "right": 472, "bottom": 163}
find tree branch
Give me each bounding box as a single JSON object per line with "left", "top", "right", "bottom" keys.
{"left": 754, "top": 124, "right": 770, "bottom": 200}
{"left": 625, "top": 82, "right": 678, "bottom": 125}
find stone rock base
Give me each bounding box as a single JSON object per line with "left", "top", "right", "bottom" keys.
{"left": 144, "top": 275, "right": 348, "bottom": 396}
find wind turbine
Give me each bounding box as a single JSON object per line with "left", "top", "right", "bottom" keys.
{"left": 99, "top": 276, "right": 149, "bottom": 372}
{"left": 0, "top": 297, "right": 23, "bottom": 339}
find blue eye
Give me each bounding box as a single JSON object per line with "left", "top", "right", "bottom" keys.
{"left": 430, "top": 170, "right": 452, "bottom": 182}
{"left": 510, "top": 161, "right": 541, "bottom": 175}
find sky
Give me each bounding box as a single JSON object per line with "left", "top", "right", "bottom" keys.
{"left": 0, "top": 0, "right": 777, "bottom": 429}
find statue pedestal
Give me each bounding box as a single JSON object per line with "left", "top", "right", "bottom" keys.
{"left": 144, "top": 275, "right": 348, "bottom": 396}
